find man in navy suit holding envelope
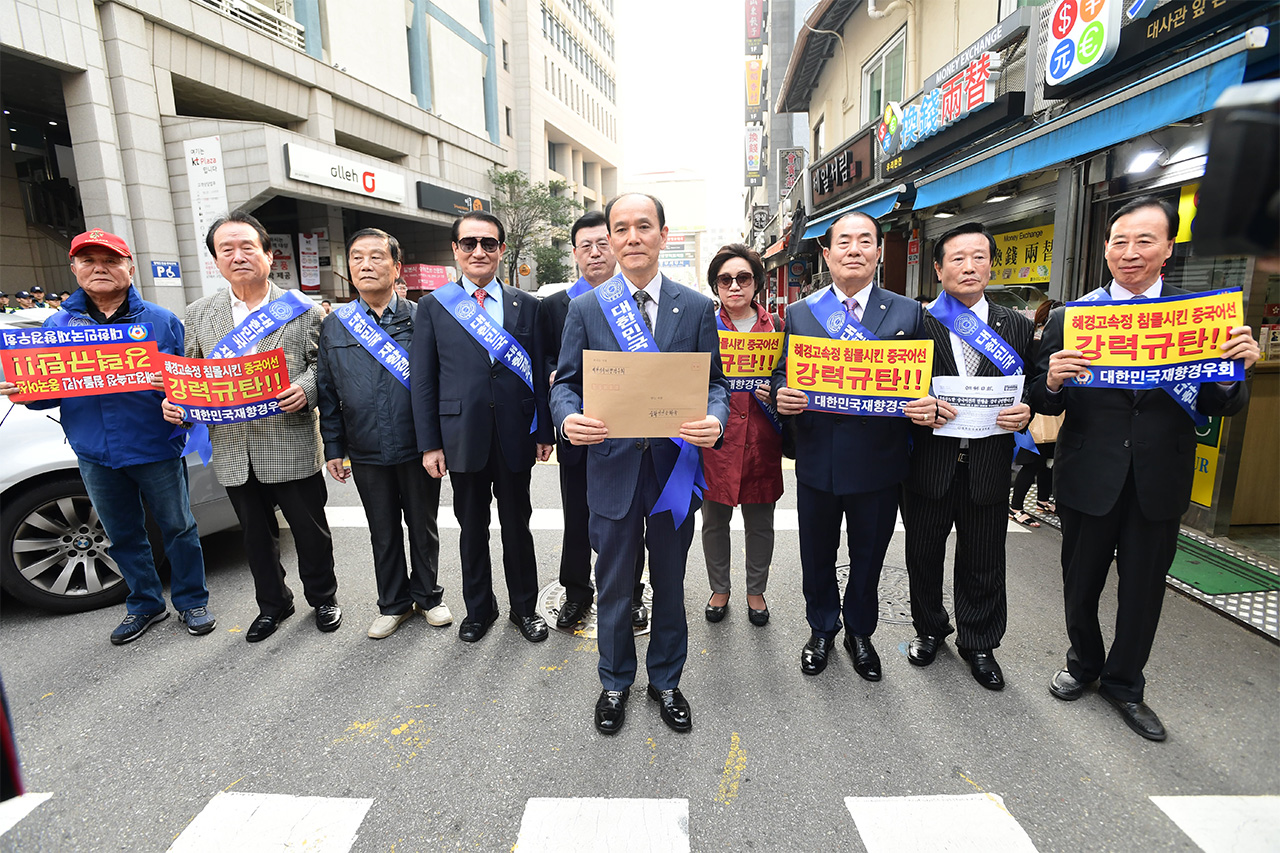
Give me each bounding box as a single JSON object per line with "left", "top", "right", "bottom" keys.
{"left": 552, "top": 193, "right": 730, "bottom": 735}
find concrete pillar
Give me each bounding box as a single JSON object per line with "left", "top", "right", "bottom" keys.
{"left": 303, "top": 88, "right": 336, "bottom": 144}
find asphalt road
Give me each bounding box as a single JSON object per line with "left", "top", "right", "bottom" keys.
{"left": 1, "top": 462, "right": 1277, "bottom": 852}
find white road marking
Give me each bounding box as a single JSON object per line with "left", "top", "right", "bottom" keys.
{"left": 166, "top": 791, "right": 373, "bottom": 853}
{"left": 514, "top": 797, "right": 689, "bottom": 852}
{"left": 1151, "top": 795, "right": 1280, "bottom": 853}
{"left": 316, "top": 507, "right": 1031, "bottom": 534}
{"left": 0, "top": 792, "right": 51, "bottom": 836}
{"left": 845, "top": 793, "right": 1039, "bottom": 852}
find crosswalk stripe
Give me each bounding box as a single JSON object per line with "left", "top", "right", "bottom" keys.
{"left": 1150, "top": 795, "right": 1280, "bottom": 853}
{"left": 514, "top": 797, "right": 689, "bottom": 852}
{"left": 0, "top": 792, "right": 51, "bottom": 837}
{"left": 315, "top": 506, "right": 1033, "bottom": 534}
{"left": 844, "top": 794, "right": 1039, "bottom": 852}
{"left": 166, "top": 791, "right": 373, "bottom": 853}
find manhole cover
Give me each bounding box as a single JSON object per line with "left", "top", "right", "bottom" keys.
{"left": 536, "top": 569, "right": 653, "bottom": 638}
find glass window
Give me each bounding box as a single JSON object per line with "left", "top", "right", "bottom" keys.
{"left": 863, "top": 29, "right": 906, "bottom": 126}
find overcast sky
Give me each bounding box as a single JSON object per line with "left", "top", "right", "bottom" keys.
{"left": 615, "top": 1, "right": 746, "bottom": 234}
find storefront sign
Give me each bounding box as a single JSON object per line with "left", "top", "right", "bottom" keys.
{"left": 810, "top": 128, "right": 873, "bottom": 209}
{"left": 879, "top": 52, "right": 1003, "bottom": 161}
{"left": 746, "top": 60, "right": 764, "bottom": 123}
{"left": 992, "top": 225, "right": 1054, "bottom": 284}
{"left": 268, "top": 235, "right": 298, "bottom": 289}
{"left": 284, "top": 143, "right": 406, "bottom": 203}
{"left": 299, "top": 232, "right": 321, "bottom": 291}
{"left": 1045, "top": 0, "right": 1123, "bottom": 87}
{"left": 746, "top": 0, "right": 764, "bottom": 55}
{"left": 786, "top": 335, "right": 934, "bottom": 417}
{"left": 416, "top": 182, "right": 490, "bottom": 216}
{"left": 1191, "top": 415, "right": 1222, "bottom": 507}
{"left": 779, "top": 148, "right": 805, "bottom": 197}
{"left": 162, "top": 349, "right": 291, "bottom": 425}
{"left": 0, "top": 324, "right": 157, "bottom": 401}
{"left": 184, "top": 136, "right": 230, "bottom": 296}
{"left": 745, "top": 125, "right": 764, "bottom": 187}
{"left": 881, "top": 92, "right": 1025, "bottom": 179}
{"left": 401, "top": 264, "right": 451, "bottom": 291}
{"left": 751, "top": 206, "right": 770, "bottom": 239}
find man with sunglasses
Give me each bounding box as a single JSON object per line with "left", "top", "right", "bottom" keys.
{"left": 412, "top": 212, "right": 555, "bottom": 645}
{"left": 543, "top": 210, "right": 649, "bottom": 634}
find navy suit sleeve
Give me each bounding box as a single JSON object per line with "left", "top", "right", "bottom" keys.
{"left": 532, "top": 297, "right": 554, "bottom": 443}
{"left": 550, "top": 298, "right": 587, "bottom": 428}
{"left": 411, "top": 296, "right": 442, "bottom": 453}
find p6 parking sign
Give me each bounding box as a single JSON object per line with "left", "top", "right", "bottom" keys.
{"left": 1045, "top": 0, "right": 1123, "bottom": 87}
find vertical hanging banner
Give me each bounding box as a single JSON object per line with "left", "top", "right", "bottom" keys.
{"left": 745, "top": 125, "right": 764, "bottom": 188}
{"left": 746, "top": 0, "right": 765, "bottom": 55}
{"left": 184, "top": 136, "right": 230, "bottom": 296}
{"left": 299, "top": 232, "right": 321, "bottom": 291}
{"left": 269, "top": 234, "right": 298, "bottom": 289}
{"left": 779, "top": 148, "right": 806, "bottom": 197}
{"left": 746, "top": 60, "right": 763, "bottom": 122}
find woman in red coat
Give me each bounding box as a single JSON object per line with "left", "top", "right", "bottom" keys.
{"left": 701, "top": 244, "right": 784, "bottom": 626}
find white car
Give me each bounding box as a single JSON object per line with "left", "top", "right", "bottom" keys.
{"left": 0, "top": 308, "right": 238, "bottom": 613}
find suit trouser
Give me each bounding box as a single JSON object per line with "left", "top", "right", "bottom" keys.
{"left": 702, "top": 500, "right": 774, "bottom": 596}
{"left": 449, "top": 432, "right": 539, "bottom": 622}
{"left": 797, "top": 481, "right": 898, "bottom": 639}
{"left": 557, "top": 438, "right": 645, "bottom": 606}
{"left": 225, "top": 467, "right": 337, "bottom": 616}
{"left": 1058, "top": 469, "right": 1179, "bottom": 703}
{"left": 590, "top": 448, "right": 696, "bottom": 692}
{"left": 350, "top": 459, "right": 444, "bottom": 615}
{"left": 903, "top": 463, "right": 1008, "bottom": 650}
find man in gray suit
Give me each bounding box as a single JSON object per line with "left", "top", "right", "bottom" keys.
{"left": 164, "top": 211, "right": 340, "bottom": 642}
{"left": 552, "top": 193, "right": 730, "bottom": 735}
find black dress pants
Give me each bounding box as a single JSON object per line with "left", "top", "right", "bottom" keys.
{"left": 351, "top": 459, "right": 443, "bottom": 615}
{"left": 225, "top": 467, "right": 337, "bottom": 616}
{"left": 449, "top": 432, "right": 539, "bottom": 622}
{"left": 558, "top": 437, "right": 645, "bottom": 606}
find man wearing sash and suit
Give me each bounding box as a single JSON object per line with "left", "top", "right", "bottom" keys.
{"left": 1030, "top": 197, "right": 1258, "bottom": 740}
{"left": 166, "top": 211, "right": 340, "bottom": 642}
{"left": 543, "top": 210, "right": 649, "bottom": 632}
{"left": 317, "top": 228, "right": 453, "bottom": 639}
{"left": 772, "top": 211, "right": 925, "bottom": 680}
{"left": 552, "top": 193, "right": 730, "bottom": 735}
{"left": 901, "top": 222, "right": 1034, "bottom": 691}
{"left": 411, "top": 212, "right": 554, "bottom": 645}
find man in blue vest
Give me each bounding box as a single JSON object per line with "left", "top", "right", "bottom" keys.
{"left": 1, "top": 229, "right": 213, "bottom": 644}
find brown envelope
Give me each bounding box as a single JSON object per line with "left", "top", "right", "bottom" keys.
{"left": 583, "top": 350, "right": 712, "bottom": 439}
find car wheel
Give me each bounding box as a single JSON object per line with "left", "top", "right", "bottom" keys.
{"left": 0, "top": 475, "right": 129, "bottom": 613}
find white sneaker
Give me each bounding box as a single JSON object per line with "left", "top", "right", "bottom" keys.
{"left": 367, "top": 610, "right": 414, "bottom": 639}
{"left": 419, "top": 602, "right": 453, "bottom": 627}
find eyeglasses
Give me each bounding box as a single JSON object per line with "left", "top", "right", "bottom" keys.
{"left": 456, "top": 236, "right": 500, "bottom": 253}
{"left": 575, "top": 239, "right": 610, "bottom": 253}
{"left": 715, "top": 272, "right": 755, "bottom": 289}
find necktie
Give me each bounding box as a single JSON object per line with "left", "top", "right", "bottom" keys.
{"left": 844, "top": 296, "right": 861, "bottom": 323}
{"left": 962, "top": 342, "right": 985, "bottom": 376}
{"left": 634, "top": 289, "right": 655, "bottom": 334}
{"left": 474, "top": 288, "right": 487, "bottom": 309}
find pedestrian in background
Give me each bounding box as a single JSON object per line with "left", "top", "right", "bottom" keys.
{"left": 1010, "top": 299, "right": 1064, "bottom": 528}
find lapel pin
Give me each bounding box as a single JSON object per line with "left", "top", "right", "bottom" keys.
{"left": 672, "top": 307, "right": 679, "bottom": 313}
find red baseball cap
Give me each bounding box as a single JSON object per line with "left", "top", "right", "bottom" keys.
{"left": 69, "top": 229, "right": 132, "bottom": 259}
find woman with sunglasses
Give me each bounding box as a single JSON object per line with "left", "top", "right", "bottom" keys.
{"left": 700, "top": 244, "right": 784, "bottom": 627}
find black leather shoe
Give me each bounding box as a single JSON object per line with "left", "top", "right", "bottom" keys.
{"left": 315, "top": 602, "right": 342, "bottom": 633}
{"left": 959, "top": 648, "right": 1005, "bottom": 690}
{"left": 594, "top": 688, "right": 629, "bottom": 735}
{"left": 647, "top": 685, "right": 692, "bottom": 732}
{"left": 556, "top": 600, "right": 591, "bottom": 629}
{"left": 458, "top": 612, "right": 498, "bottom": 643}
{"left": 747, "top": 600, "right": 769, "bottom": 626}
{"left": 246, "top": 602, "right": 295, "bottom": 643}
{"left": 510, "top": 612, "right": 549, "bottom": 643}
{"left": 908, "top": 634, "right": 943, "bottom": 666}
{"left": 631, "top": 602, "right": 649, "bottom": 629}
{"left": 1099, "top": 688, "right": 1167, "bottom": 741}
{"left": 844, "top": 634, "right": 882, "bottom": 681}
{"left": 1049, "top": 668, "right": 1088, "bottom": 701}
{"left": 800, "top": 634, "right": 833, "bottom": 675}
{"left": 704, "top": 597, "right": 728, "bottom": 623}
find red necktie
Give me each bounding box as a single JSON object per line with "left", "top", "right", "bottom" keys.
{"left": 474, "top": 288, "right": 487, "bottom": 309}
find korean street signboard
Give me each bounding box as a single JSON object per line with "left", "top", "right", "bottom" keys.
{"left": 779, "top": 148, "right": 806, "bottom": 198}
{"left": 746, "top": 60, "right": 764, "bottom": 123}
{"left": 416, "top": 182, "right": 491, "bottom": 216}
{"left": 751, "top": 206, "right": 770, "bottom": 241}
{"left": 745, "top": 125, "right": 764, "bottom": 188}
{"left": 809, "top": 127, "right": 874, "bottom": 209}
{"left": 991, "top": 225, "right": 1055, "bottom": 285}
{"left": 746, "top": 0, "right": 765, "bottom": 55}
{"left": 881, "top": 92, "right": 1025, "bottom": 179}
{"left": 878, "top": 51, "right": 1004, "bottom": 162}
{"left": 1044, "top": 0, "right": 1123, "bottom": 87}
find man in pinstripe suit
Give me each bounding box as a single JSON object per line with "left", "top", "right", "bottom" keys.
{"left": 901, "top": 222, "right": 1033, "bottom": 691}
{"left": 165, "top": 212, "right": 340, "bottom": 642}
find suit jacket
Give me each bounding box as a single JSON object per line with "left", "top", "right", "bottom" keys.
{"left": 184, "top": 284, "right": 325, "bottom": 487}
{"left": 549, "top": 275, "right": 732, "bottom": 520}
{"left": 770, "top": 284, "right": 926, "bottom": 495}
{"left": 411, "top": 281, "right": 553, "bottom": 473}
{"left": 1028, "top": 282, "right": 1248, "bottom": 520}
{"left": 906, "top": 303, "right": 1034, "bottom": 504}
{"left": 543, "top": 286, "right": 587, "bottom": 466}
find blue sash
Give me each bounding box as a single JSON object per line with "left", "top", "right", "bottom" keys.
{"left": 434, "top": 282, "right": 538, "bottom": 433}
{"left": 715, "top": 315, "right": 782, "bottom": 434}
{"left": 1070, "top": 284, "right": 1211, "bottom": 426}
{"left": 335, "top": 301, "right": 410, "bottom": 389}
{"left": 929, "top": 292, "right": 1037, "bottom": 454}
{"left": 594, "top": 275, "right": 706, "bottom": 526}
{"left": 567, "top": 277, "right": 592, "bottom": 299}
{"left": 808, "top": 287, "right": 878, "bottom": 341}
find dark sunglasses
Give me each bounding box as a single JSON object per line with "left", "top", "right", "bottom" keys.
{"left": 456, "top": 236, "right": 500, "bottom": 253}
{"left": 715, "top": 272, "right": 755, "bottom": 289}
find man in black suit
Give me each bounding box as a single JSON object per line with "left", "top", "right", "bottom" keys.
{"left": 772, "top": 212, "right": 926, "bottom": 681}
{"left": 543, "top": 210, "right": 648, "bottom": 632}
{"left": 1030, "top": 196, "right": 1259, "bottom": 740}
{"left": 412, "top": 212, "right": 555, "bottom": 644}
{"left": 901, "top": 222, "right": 1034, "bottom": 691}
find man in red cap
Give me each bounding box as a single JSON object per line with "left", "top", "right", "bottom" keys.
{"left": 0, "top": 229, "right": 214, "bottom": 644}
